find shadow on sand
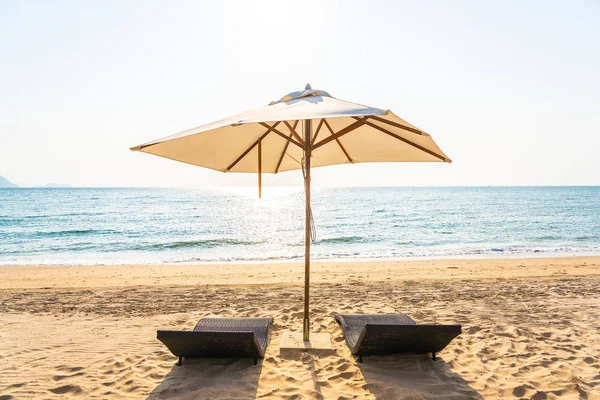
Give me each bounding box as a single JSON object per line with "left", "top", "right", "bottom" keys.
{"left": 146, "top": 352, "right": 481, "bottom": 399}
{"left": 357, "top": 354, "right": 484, "bottom": 399}
{"left": 146, "top": 357, "right": 262, "bottom": 400}
{"left": 278, "top": 348, "right": 338, "bottom": 400}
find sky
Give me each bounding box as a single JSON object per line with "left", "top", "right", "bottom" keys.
{"left": 1, "top": 0, "right": 599, "bottom": 188}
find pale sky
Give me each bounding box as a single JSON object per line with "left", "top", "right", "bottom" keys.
{"left": 1, "top": 1, "right": 599, "bottom": 188}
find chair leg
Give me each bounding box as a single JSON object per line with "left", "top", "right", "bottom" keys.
{"left": 177, "top": 356, "right": 183, "bottom": 366}
{"left": 431, "top": 352, "right": 437, "bottom": 361}
{"left": 358, "top": 355, "right": 363, "bottom": 363}
{"left": 254, "top": 358, "right": 258, "bottom": 365}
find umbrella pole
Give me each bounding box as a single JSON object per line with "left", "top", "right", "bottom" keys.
{"left": 258, "top": 138, "right": 262, "bottom": 198}
{"left": 303, "top": 118, "right": 312, "bottom": 342}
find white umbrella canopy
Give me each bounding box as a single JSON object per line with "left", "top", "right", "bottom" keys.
{"left": 130, "top": 87, "right": 451, "bottom": 174}
{"left": 130, "top": 84, "right": 451, "bottom": 343}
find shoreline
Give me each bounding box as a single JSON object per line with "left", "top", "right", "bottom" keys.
{"left": 1, "top": 255, "right": 599, "bottom": 290}
{"left": 2, "top": 249, "right": 600, "bottom": 267}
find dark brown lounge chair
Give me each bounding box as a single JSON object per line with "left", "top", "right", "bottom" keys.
{"left": 157, "top": 317, "right": 274, "bottom": 366}
{"left": 333, "top": 313, "right": 461, "bottom": 362}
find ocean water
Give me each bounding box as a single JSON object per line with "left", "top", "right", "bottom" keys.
{"left": 1, "top": 187, "right": 599, "bottom": 265}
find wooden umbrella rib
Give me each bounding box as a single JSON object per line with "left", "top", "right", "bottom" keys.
{"left": 310, "top": 119, "right": 325, "bottom": 147}
{"left": 226, "top": 121, "right": 281, "bottom": 171}
{"left": 368, "top": 115, "right": 423, "bottom": 135}
{"left": 282, "top": 121, "right": 305, "bottom": 146}
{"left": 361, "top": 119, "right": 447, "bottom": 161}
{"left": 226, "top": 140, "right": 260, "bottom": 171}
{"left": 312, "top": 117, "right": 369, "bottom": 150}
{"left": 259, "top": 122, "right": 304, "bottom": 149}
{"left": 323, "top": 119, "right": 353, "bottom": 162}
{"left": 275, "top": 120, "right": 298, "bottom": 174}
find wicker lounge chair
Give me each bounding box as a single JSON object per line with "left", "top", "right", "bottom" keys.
{"left": 157, "top": 317, "right": 274, "bottom": 365}
{"left": 333, "top": 313, "right": 461, "bottom": 362}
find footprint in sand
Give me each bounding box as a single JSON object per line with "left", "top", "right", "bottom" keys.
{"left": 52, "top": 371, "right": 84, "bottom": 381}
{"left": 49, "top": 385, "right": 83, "bottom": 395}
{"left": 531, "top": 391, "right": 549, "bottom": 400}
{"left": 512, "top": 384, "right": 534, "bottom": 397}
{"left": 56, "top": 365, "right": 84, "bottom": 373}
{"left": 466, "top": 326, "right": 482, "bottom": 334}
{"left": 6, "top": 383, "right": 26, "bottom": 389}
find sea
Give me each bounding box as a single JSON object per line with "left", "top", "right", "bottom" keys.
{"left": 1, "top": 187, "right": 599, "bottom": 265}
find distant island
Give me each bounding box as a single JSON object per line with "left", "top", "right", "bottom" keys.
{"left": 0, "top": 175, "right": 19, "bottom": 188}
{"left": 0, "top": 175, "right": 72, "bottom": 188}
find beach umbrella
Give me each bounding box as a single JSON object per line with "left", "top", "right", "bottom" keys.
{"left": 130, "top": 84, "right": 451, "bottom": 342}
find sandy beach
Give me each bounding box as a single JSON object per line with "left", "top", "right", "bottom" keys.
{"left": 0, "top": 256, "right": 599, "bottom": 399}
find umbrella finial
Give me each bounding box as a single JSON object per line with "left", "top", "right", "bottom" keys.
{"left": 305, "top": 83, "right": 312, "bottom": 90}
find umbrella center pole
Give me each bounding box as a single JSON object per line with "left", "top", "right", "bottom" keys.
{"left": 258, "top": 138, "right": 262, "bottom": 198}
{"left": 303, "top": 118, "right": 312, "bottom": 342}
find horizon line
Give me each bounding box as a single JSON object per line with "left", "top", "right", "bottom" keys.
{"left": 3, "top": 184, "right": 600, "bottom": 189}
